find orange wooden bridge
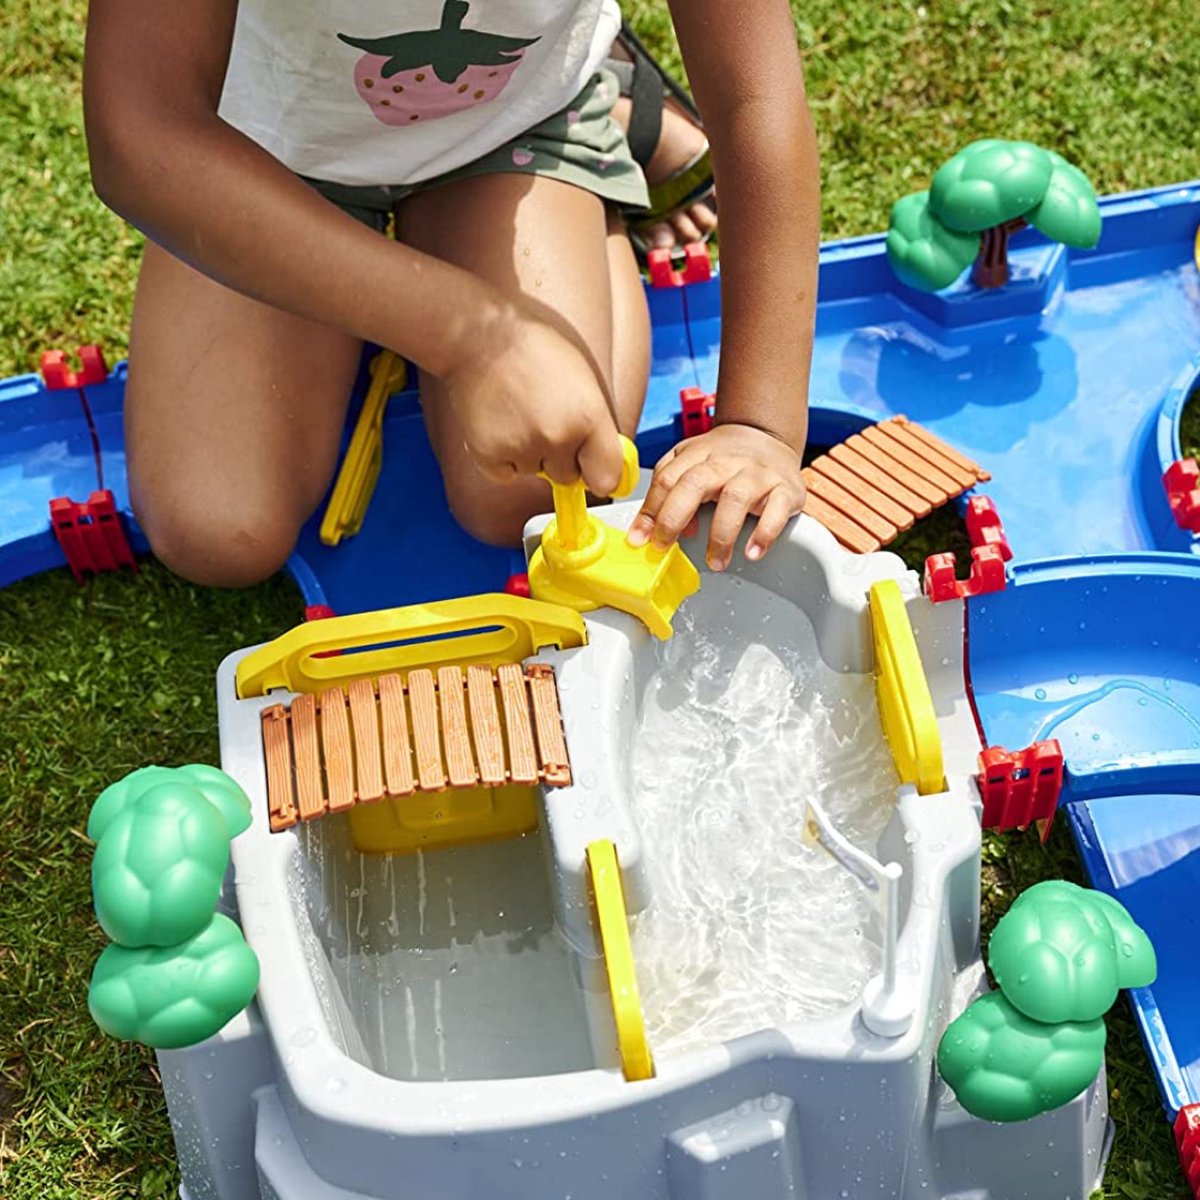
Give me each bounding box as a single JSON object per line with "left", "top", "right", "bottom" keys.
{"left": 802, "top": 416, "right": 990, "bottom": 554}
{"left": 261, "top": 662, "right": 571, "bottom": 832}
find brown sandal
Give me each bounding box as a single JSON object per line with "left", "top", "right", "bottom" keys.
{"left": 606, "top": 22, "right": 716, "bottom": 257}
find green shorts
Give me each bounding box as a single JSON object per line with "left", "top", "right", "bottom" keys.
{"left": 300, "top": 69, "right": 650, "bottom": 232}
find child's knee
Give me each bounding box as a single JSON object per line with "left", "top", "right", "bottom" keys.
{"left": 136, "top": 495, "right": 300, "bottom": 588}
{"left": 447, "top": 485, "right": 544, "bottom": 549}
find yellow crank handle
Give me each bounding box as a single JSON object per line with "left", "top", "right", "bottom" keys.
{"left": 537, "top": 435, "right": 639, "bottom": 497}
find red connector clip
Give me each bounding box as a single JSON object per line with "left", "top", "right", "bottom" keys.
{"left": 304, "top": 604, "right": 341, "bottom": 656}
{"left": 977, "top": 740, "right": 1063, "bottom": 839}
{"left": 964, "top": 495, "right": 1013, "bottom": 560}
{"left": 647, "top": 243, "right": 712, "bottom": 289}
{"left": 679, "top": 387, "right": 715, "bottom": 438}
{"left": 40, "top": 345, "right": 108, "bottom": 391}
{"left": 1164, "top": 458, "right": 1200, "bottom": 533}
{"left": 924, "top": 544, "right": 1007, "bottom": 602}
{"left": 1175, "top": 1103, "right": 1200, "bottom": 1198}
{"left": 504, "top": 573, "right": 531, "bottom": 598}
{"left": 49, "top": 490, "right": 137, "bottom": 583}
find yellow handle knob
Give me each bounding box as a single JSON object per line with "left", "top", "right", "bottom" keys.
{"left": 612, "top": 435, "right": 640, "bottom": 499}
{"left": 537, "top": 434, "right": 639, "bottom": 498}
{"left": 537, "top": 435, "right": 640, "bottom": 555}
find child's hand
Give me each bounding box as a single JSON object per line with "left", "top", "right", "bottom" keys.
{"left": 627, "top": 424, "right": 806, "bottom": 569}
{"left": 443, "top": 309, "right": 625, "bottom": 496}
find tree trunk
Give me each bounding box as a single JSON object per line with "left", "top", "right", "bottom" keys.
{"left": 972, "top": 217, "right": 1028, "bottom": 288}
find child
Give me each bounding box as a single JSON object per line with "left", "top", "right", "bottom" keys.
{"left": 83, "top": 0, "right": 816, "bottom": 587}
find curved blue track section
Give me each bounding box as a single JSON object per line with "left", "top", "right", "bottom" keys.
{"left": 970, "top": 556, "right": 1200, "bottom": 796}
{"left": 969, "top": 555, "right": 1200, "bottom": 1116}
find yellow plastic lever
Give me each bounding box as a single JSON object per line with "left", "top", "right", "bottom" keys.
{"left": 320, "top": 351, "right": 408, "bottom": 546}
{"left": 586, "top": 839, "right": 654, "bottom": 1082}
{"left": 869, "top": 579, "right": 946, "bottom": 795}
{"left": 528, "top": 436, "right": 700, "bottom": 640}
{"left": 235, "top": 593, "right": 586, "bottom": 698}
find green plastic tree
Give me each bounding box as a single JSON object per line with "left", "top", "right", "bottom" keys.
{"left": 87, "top": 764, "right": 260, "bottom": 1049}
{"left": 937, "top": 881, "right": 1155, "bottom": 1123}
{"left": 936, "top": 991, "right": 1106, "bottom": 1123}
{"left": 887, "top": 140, "right": 1102, "bottom": 291}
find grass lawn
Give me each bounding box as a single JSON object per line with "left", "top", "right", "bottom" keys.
{"left": 2, "top": 1, "right": 1197, "bottom": 1196}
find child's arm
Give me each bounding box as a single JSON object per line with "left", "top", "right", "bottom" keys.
{"left": 628, "top": 0, "right": 817, "bottom": 569}
{"left": 84, "top": 0, "right": 624, "bottom": 494}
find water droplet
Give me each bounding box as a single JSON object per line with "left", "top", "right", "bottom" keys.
{"left": 1034, "top": 687, "right": 1047, "bottom": 700}
{"left": 1067, "top": 673, "right": 1079, "bottom": 685}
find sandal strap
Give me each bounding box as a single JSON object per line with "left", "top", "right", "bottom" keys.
{"left": 615, "top": 34, "right": 663, "bottom": 170}
{"left": 618, "top": 21, "right": 701, "bottom": 121}
{"left": 631, "top": 145, "right": 715, "bottom": 229}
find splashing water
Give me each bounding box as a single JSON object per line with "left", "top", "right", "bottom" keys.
{"left": 630, "top": 576, "right": 898, "bottom": 1056}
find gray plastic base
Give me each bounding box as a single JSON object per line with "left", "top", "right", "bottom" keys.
{"left": 160, "top": 511, "right": 1111, "bottom": 1200}
{"left": 165, "top": 1022, "right": 1110, "bottom": 1200}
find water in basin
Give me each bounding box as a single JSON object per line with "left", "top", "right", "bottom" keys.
{"left": 631, "top": 575, "right": 898, "bottom": 1056}
{"left": 294, "top": 817, "right": 594, "bottom": 1082}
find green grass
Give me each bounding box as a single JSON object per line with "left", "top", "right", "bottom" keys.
{"left": 0, "top": 570, "right": 299, "bottom": 1198}
{"left": 2, "top": 0, "right": 1197, "bottom": 1196}
{"left": 1182, "top": 392, "right": 1200, "bottom": 463}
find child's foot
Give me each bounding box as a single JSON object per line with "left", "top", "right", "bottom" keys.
{"left": 607, "top": 32, "right": 718, "bottom": 252}
{"left": 612, "top": 95, "right": 718, "bottom": 250}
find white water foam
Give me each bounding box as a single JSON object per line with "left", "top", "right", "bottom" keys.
{"left": 630, "top": 575, "right": 898, "bottom": 1056}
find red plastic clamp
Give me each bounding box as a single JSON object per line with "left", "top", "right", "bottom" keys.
{"left": 964, "top": 495, "right": 1013, "bottom": 561}
{"left": 679, "top": 387, "right": 715, "bottom": 438}
{"left": 49, "top": 490, "right": 137, "bottom": 583}
{"left": 923, "top": 545, "right": 1007, "bottom": 602}
{"left": 40, "top": 345, "right": 108, "bottom": 391}
{"left": 1175, "top": 1104, "right": 1200, "bottom": 1198}
{"left": 1164, "top": 458, "right": 1200, "bottom": 533}
{"left": 647, "top": 243, "right": 713, "bottom": 289}
{"left": 504, "top": 573, "right": 531, "bottom": 598}
{"left": 303, "top": 604, "right": 341, "bottom": 656}
{"left": 977, "top": 740, "right": 1063, "bottom": 839}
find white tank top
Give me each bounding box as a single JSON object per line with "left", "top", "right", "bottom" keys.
{"left": 219, "top": 0, "right": 621, "bottom": 186}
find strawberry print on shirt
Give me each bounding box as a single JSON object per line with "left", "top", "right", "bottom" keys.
{"left": 339, "top": 0, "right": 541, "bottom": 126}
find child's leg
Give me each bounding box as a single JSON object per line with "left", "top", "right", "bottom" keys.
{"left": 125, "top": 242, "right": 363, "bottom": 587}
{"left": 398, "top": 174, "right": 650, "bottom": 547}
